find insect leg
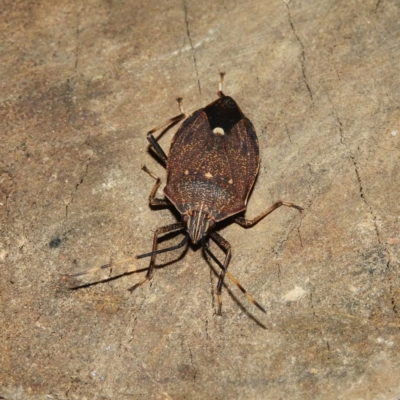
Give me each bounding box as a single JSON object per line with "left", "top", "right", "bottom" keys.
{"left": 141, "top": 165, "right": 170, "bottom": 206}
{"left": 225, "top": 271, "right": 266, "bottom": 313}
{"left": 136, "top": 232, "right": 188, "bottom": 259}
{"left": 234, "top": 200, "right": 303, "bottom": 227}
{"left": 147, "top": 98, "right": 186, "bottom": 165}
{"left": 202, "top": 237, "right": 266, "bottom": 313}
{"left": 208, "top": 231, "right": 232, "bottom": 315}
{"left": 128, "top": 222, "right": 186, "bottom": 292}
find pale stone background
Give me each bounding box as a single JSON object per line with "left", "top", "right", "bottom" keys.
{"left": 1, "top": 0, "right": 400, "bottom": 399}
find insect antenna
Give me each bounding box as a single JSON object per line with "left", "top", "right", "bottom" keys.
{"left": 202, "top": 238, "right": 266, "bottom": 313}
{"left": 135, "top": 234, "right": 189, "bottom": 259}
{"left": 67, "top": 257, "right": 140, "bottom": 278}
{"left": 66, "top": 234, "right": 188, "bottom": 283}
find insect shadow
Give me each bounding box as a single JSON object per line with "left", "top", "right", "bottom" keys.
{"left": 67, "top": 73, "right": 303, "bottom": 318}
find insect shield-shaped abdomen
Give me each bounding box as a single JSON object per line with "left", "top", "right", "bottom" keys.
{"left": 164, "top": 95, "right": 260, "bottom": 244}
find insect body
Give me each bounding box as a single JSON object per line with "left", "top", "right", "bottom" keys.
{"left": 134, "top": 74, "right": 302, "bottom": 314}
{"left": 166, "top": 91, "right": 259, "bottom": 243}
{"left": 70, "top": 74, "right": 302, "bottom": 315}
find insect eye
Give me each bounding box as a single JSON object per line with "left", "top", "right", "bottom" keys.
{"left": 208, "top": 219, "right": 216, "bottom": 229}
{"left": 182, "top": 215, "right": 189, "bottom": 223}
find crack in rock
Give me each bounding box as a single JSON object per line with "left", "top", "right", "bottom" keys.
{"left": 329, "top": 98, "right": 399, "bottom": 318}
{"left": 74, "top": 6, "right": 82, "bottom": 71}
{"left": 183, "top": 1, "right": 201, "bottom": 96}
{"left": 188, "top": 348, "right": 197, "bottom": 381}
{"left": 283, "top": 0, "right": 313, "bottom": 101}
{"left": 65, "top": 162, "right": 90, "bottom": 219}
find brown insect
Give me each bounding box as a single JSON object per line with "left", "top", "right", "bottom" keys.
{"left": 70, "top": 74, "right": 302, "bottom": 315}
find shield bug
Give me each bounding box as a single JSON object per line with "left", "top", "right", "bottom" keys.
{"left": 70, "top": 73, "right": 303, "bottom": 315}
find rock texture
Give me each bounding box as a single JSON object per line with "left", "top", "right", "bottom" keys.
{"left": 1, "top": 0, "right": 399, "bottom": 399}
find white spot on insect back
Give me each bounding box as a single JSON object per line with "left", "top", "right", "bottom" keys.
{"left": 213, "top": 127, "right": 224, "bottom": 136}
{"left": 205, "top": 172, "right": 213, "bottom": 178}
{"left": 184, "top": 170, "right": 189, "bottom": 175}
{"left": 228, "top": 178, "right": 233, "bottom": 184}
